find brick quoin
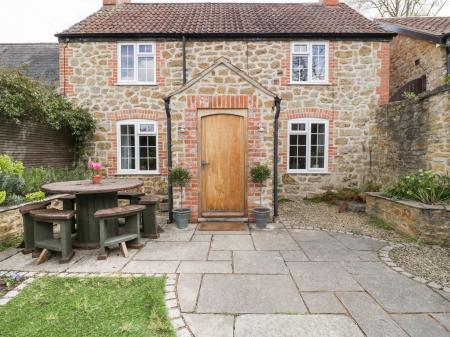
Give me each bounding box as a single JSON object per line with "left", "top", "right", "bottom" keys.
{"left": 377, "top": 42, "right": 390, "bottom": 106}
{"left": 59, "top": 43, "right": 75, "bottom": 97}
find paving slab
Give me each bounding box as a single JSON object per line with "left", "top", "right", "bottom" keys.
{"left": 337, "top": 292, "right": 409, "bottom": 337}
{"left": 301, "top": 292, "right": 347, "bottom": 314}
{"left": 280, "top": 250, "right": 309, "bottom": 261}
{"left": 208, "top": 250, "right": 231, "bottom": 261}
{"left": 157, "top": 224, "right": 196, "bottom": 242}
{"left": 235, "top": 314, "right": 365, "bottom": 337}
{"left": 330, "top": 232, "right": 387, "bottom": 251}
{"left": 392, "top": 314, "right": 450, "bottom": 337}
{"left": 177, "top": 273, "right": 202, "bottom": 312}
{"left": 288, "top": 262, "right": 362, "bottom": 291}
{"left": 289, "top": 229, "right": 337, "bottom": 242}
{"left": 432, "top": 314, "right": 450, "bottom": 330}
{"left": 177, "top": 261, "right": 232, "bottom": 274}
{"left": 0, "top": 248, "right": 20, "bottom": 262}
{"left": 66, "top": 253, "right": 132, "bottom": 273}
{"left": 122, "top": 260, "right": 180, "bottom": 274}
{"left": 0, "top": 249, "right": 86, "bottom": 272}
{"left": 183, "top": 314, "right": 234, "bottom": 337}
{"left": 211, "top": 235, "right": 254, "bottom": 250}
{"left": 299, "top": 241, "right": 379, "bottom": 261}
{"left": 251, "top": 230, "right": 299, "bottom": 250}
{"left": 191, "top": 234, "right": 212, "bottom": 242}
{"left": 134, "top": 241, "right": 210, "bottom": 261}
{"left": 343, "top": 262, "right": 450, "bottom": 313}
{"left": 197, "top": 274, "right": 307, "bottom": 314}
{"left": 233, "top": 251, "right": 288, "bottom": 274}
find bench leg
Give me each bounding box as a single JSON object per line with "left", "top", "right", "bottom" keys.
{"left": 119, "top": 242, "right": 129, "bottom": 258}
{"left": 59, "top": 220, "right": 74, "bottom": 264}
{"left": 22, "top": 214, "right": 35, "bottom": 254}
{"left": 126, "top": 213, "right": 144, "bottom": 249}
{"left": 142, "top": 204, "right": 159, "bottom": 239}
{"left": 62, "top": 199, "right": 77, "bottom": 234}
{"left": 97, "top": 219, "right": 108, "bottom": 260}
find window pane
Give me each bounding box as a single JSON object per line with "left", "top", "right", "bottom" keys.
{"left": 312, "top": 44, "right": 326, "bottom": 81}
{"left": 139, "top": 44, "right": 153, "bottom": 54}
{"left": 309, "top": 123, "right": 326, "bottom": 169}
{"left": 120, "top": 124, "right": 135, "bottom": 170}
{"left": 291, "top": 123, "right": 306, "bottom": 131}
{"left": 140, "top": 123, "right": 155, "bottom": 133}
{"left": 138, "top": 56, "right": 155, "bottom": 83}
{"left": 289, "top": 134, "right": 306, "bottom": 170}
{"left": 120, "top": 45, "right": 134, "bottom": 81}
{"left": 292, "top": 55, "right": 308, "bottom": 82}
{"left": 293, "top": 44, "right": 308, "bottom": 53}
{"left": 139, "top": 135, "right": 157, "bottom": 171}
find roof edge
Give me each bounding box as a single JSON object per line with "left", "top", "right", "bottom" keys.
{"left": 376, "top": 20, "right": 446, "bottom": 44}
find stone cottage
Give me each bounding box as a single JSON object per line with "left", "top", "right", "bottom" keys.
{"left": 377, "top": 17, "right": 450, "bottom": 101}
{"left": 57, "top": 0, "right": 394, "bottom": 222}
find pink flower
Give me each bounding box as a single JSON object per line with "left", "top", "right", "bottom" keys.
{"left": 89, "top": 161, "right": 102, "bottom": 172}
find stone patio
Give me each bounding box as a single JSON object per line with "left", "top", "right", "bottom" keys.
{"left": 0, "top": 222, "right": 449, "bottom": 337}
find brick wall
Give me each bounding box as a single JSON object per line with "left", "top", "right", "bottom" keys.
{"left": 389, "top": 34, "right": 447, "bottom": 97}
{"left": 60, "top": 38, "right": 390, "bottom": 219}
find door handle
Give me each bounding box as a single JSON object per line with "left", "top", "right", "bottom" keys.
{"left": 201, "top": 160, "right": 209, "bottom": 167}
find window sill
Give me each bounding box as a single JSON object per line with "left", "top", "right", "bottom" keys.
{"left": 286, "top": 170, "right": 330, "bottom": 175}
{"left": 116, "top": 82, "right": 158, "bottom": 86}
{"left": 115, "top": 171, "right": 160, "bottom": 176}
{"left": 289, "top": 82, "right": 332, "bottom": 86}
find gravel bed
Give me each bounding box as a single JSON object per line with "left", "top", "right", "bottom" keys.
{"left": 279, "top": 199, "right": 405, "bottom": 242}
{"left": 390, "top": 245, "right": 450, "bottom": 288}
{"left": 280, "top": 199, "right": 450, "bottom": 288}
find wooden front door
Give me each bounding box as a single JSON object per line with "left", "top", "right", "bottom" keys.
{"left": 200, "top": 112, "right": 246, "bottom": 217}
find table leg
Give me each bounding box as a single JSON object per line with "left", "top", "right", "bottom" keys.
{"left": 74, "top": 192, "right": 117, "bottom": 249}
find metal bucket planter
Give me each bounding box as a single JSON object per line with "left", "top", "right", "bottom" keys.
{"left": 173, "top": 208, "right": 190, "bottom": 229}
{"left": 252, "top": 207, "right": 270, "bottom": 228}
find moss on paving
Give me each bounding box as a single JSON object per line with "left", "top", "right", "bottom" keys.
{"left": 0, "top": 276, "right": 175, "bottom": 337}
{"left": 0, "top": 235, "right": 22, "bottom": 252}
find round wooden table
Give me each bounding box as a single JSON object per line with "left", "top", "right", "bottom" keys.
{"left": 42, "top": 179, "right": 143, "bottom": 249}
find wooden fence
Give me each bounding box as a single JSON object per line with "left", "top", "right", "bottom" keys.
{"left": 0, "top": 118, "right": 76, "bottom": 167}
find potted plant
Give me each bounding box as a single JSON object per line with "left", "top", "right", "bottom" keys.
{"left": 169, "top": 167, "right": 191, "bottom": 229}
{"left": 251, "top": 164, "right": 271, "bottom": 228}
{"left": 89, "top": 161, "right": 103, "bottom": 184}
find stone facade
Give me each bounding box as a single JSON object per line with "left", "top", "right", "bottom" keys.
{"left": 389, "top": 34, "right": 447, "bottom": 97}
{"left": 369, "top": 85, "right": 450, "bottom": 186}
{"left": 60, "top": 38, "right": 390, "bottom": 220}
{"left": 0, "top": 208, "right": 22, "bottom": 242}
{"left": 366, "top": 193, "right": 450, "bottom": 247}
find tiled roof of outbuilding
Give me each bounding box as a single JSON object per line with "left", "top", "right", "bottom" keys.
{"left": 377, "top": 16, "right": 450, "bottom": 37}
{"left": 57, "top": 2, "right": 393, "bottom": 38}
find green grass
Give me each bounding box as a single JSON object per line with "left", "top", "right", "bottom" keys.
{"left": 0, "top": 276, "right": 175, "bottom": 337}
{"left": 369, "top": 216, "right": 393, "bottom": 231}
{"left": 0, "top": 235, "right": 22, "bottom": 252}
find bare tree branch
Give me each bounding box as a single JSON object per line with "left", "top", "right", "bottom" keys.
{"left": 349, "top": 0, "right": 448, "bottom": 17}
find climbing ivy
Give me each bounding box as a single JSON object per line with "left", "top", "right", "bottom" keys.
{"left": 0, "top": 66, "right": 96, "bottom": 155}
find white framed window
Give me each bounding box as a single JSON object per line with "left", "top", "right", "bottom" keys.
{"left": 118, "top": 42, "right": 156, "bottom": 85}
{"left": 291, "top": 41, "right": 329, "bottom": 84}
{"left": 287, "top": 118, "right": 328, "bottom": 173}
{"left": 117, "top": 120, "right": 158, "bottom": 174}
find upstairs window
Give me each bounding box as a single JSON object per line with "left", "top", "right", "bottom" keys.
{"left": 118, "top": 43, "right": 156, "bottom": 84}
{"left": 288, "top": 118, "right": 328, "bottom": 173}
{"left": 291, "top": 42, "right": 328, "bottom": 84}
{"left": 117, "top": 120, "right": 158, "bottom": 174}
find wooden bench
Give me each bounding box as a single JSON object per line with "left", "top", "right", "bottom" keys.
{"left": 29, "top": 208, "right": 76, "bottom": 264}
{"left": 138, "top": 195, "right": 160, "bottom": 239}
{"left": 19, "top": 201, "right": 51, "bottom": 255}
{"left": 94, "top": 204, "right": 145, "bottom": 260}
{"left": 117, "top": 191, "right": 145, "bottom": 205}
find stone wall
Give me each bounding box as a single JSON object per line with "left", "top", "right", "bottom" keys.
{"left": 61, "top": 38, "right": 390, "bottom": 217}
{"left": 389, "top": 34, "right": 447, "bottom": 97}
{"left": 366, "top": 193, "right": 450, "bottom": 246}
{"left": 369, "top": 85, "right": 449, "bottom": 186}
{"left": 0, "top": 208, "right": 22, "bottom": 242}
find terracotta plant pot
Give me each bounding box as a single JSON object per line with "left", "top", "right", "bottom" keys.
{"left": 91, "top": 175, "right": 102, "bottom": 184}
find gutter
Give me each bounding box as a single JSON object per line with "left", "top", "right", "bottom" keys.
{"left": 164, "top": 97, "right": 174, "bottom": 223}
{"left": 273, "top": 96, "right": 281, "bottom": 219}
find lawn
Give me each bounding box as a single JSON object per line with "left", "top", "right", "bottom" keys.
{"left": 0, "top": 276, "right": 176, "bottom": 337}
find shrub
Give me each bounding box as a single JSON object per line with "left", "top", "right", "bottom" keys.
{"left": 0, "top": 191, "right": 5, "bottom": 205}
{"left": 0, "top": 173, "right": 26, "bottom": 196}
{"left": 0, "top": 154, "right": 24, "bottom": 176}
{"left": 169, "top": 167, "right": 191, "bottom": 209}
{"left": 250, "top": 164, "right": 271, "bottom": 207}
{"left": 383, "top": 170, "right": 450, "bottom": 204}
{"left": 25, "top": 191, "right": 45, "bottom": 202}
{"left": 5, "top": 194, "right": 24, "bottom": 206}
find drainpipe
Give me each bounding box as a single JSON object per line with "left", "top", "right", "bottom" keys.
{"left": 164, "top": 97, "right": 174, "bottom": 223}
{"left": 182, "top": 35, "right": 187, "bottom": 84}
{"left": 273, "top": 96, "right": 281, "bottom": 219}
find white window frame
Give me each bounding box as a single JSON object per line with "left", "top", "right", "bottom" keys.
{"left": 117, "top": 42, "right": 157, "bottom": 85}
{"left": 287, "top": 118, "right": 329, "bottom": 173}
{"left": 117, "top": 119, "right": 159, "bottom": 174}
{"left": 290, "top": 41, "right": 329, "bottom": 84}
